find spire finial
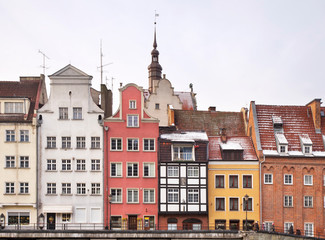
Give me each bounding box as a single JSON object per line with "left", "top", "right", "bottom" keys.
{"left": 153, "top": 11, "right": 159, "bottom": 49}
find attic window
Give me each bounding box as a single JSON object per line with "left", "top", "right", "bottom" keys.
{"left": 172, "top": 144, "right": 194, "bottom": 161}
{"left": 299, "top": 134, "right": 312, "bottom": 155}
{"left": 275, "top": 133, "right": 288, "bottom": 154}
{"left": 222, "top": 150, "right": 243, "bottom": 160}
{"left": 272, "top": 116, "right": 283, "bottom": 131}
{"left": 279, "top": 145, "right": 287, "bottom": 153}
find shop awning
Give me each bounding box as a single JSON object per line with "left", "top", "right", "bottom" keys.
{"left": 43, "top": 206, "right": 73, "bottom": 213}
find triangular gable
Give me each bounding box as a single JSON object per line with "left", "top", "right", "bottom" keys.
{"left": 49, "top": 64, "right": 91, "bottom": 78}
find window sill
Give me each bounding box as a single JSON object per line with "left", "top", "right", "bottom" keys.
{"left": 143, "top": 150, "right": 156, "bottom": 152}
{"left": 4, "top": 167, "right": 17, "bottom": 169}
{"left": 90, "top": 147, "right": 101, "bottom": 150}
{"left": 143, "top": 202, "right": 156, "bottom": 204}
{"left": 90, "top": 170, "right": 101, "bottom": 172}
{"left": 19, "top": 141, "right": 30, "bottom": 143}
{"left": 60, "top": 170, "right": 73, "bottom": 172}
{"left": 5, "top": 141, "right": 17, "bottom": 143}
{"left": 143, "top": 176, "right": 155, "bottom": 178}
{"left": 76, "top": 194, "right": 87, "bottom": 196}
{"left": 75, "top": 170, "right": 87, "bottom": 172}
{"left": 91, "top": 194, "right": 102, "bottom": 196}
{"left": 4, "top": 193, "right": 16, "bottom": 195}
{"left": 18, "top": 193, "right": 30, "bottom": 195}
{"left": 61, "top": 148, "right": 72, "bottom": 150}
{"left": 58, "top": 119, "right": 70, "bottom": 121}
{"left": 61, "top": 194, "right": 73, "bottom": 196}
{"left": 76, "top": 148, "right": 87, "bottom": 150}
{"left": 46, "top": 194, "right": 58, "bottom": 196}
{"left": 46, "top": 170, "right": 58, "bottom": 172}
{"left": 110, "top": 176, "right": 123, "bottom": 178}
{"left": 110, "top": 149, "right": 123, "bottom": 151}
{"left": 127, "top": 150, "right": 140, "bottom": 152}
{"left": 45, "top": 147, "right": 58, "bottom": 150}
{"left": 72, "top": 118, "right": 84, "bottom": 121}
{"left": 127, "top": 202, "right": 140, "bottom": 204}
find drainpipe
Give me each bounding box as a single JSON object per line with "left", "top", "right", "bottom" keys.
{"left": 259, "top": 155, "right": 265, "bottom": 225}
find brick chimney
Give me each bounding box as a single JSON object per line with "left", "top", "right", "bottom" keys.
{"left": 221, "top": 128, "right": 227, "bottom": 143}
{"left": 306, "top": 99, "right": 322, "bottom": 133}
{"left": 208, "top": 106, "right": 216, "bottom": 112}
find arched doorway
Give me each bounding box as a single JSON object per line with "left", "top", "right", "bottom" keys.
{"left": 182, "top": 218, "right": 202, "bottom": 230}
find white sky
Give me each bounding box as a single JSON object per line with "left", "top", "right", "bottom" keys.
{"left": 1, "top": 0, "right": 325, "bottom": 112}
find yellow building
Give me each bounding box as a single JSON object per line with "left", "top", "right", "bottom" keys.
{"left": 0, "top": 76, "right": 47, "bottom": 228}
{"left": 208, "top": 136, "right": 260, "bottom": 230}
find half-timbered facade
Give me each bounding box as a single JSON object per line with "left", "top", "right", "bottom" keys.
{"left": 158, "top": 131, "right": 208, "bottom": 230}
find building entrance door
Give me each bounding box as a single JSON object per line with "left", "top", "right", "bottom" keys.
{"left": 128, "top": 215, "right": 137, "bottom": 230}
{"left": 47, "top": 213, "right": 56, "bottom": 230}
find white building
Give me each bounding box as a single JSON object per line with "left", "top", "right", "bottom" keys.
{"left": 37, "top": 65, "right": 104, "bottom": 230}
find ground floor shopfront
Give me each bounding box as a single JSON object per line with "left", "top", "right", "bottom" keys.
{"left": 158, "top": 214, "right": 208, "bottom": 230}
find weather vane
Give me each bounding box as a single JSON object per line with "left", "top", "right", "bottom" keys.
{"left": 154, "top": 10, "right": 159, "bottom": 24}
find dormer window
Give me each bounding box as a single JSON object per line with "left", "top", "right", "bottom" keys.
{"left": 172, "top": 145, "right": 194, "bottom": 161}
{"left": 220, "top": 142, "right": 243, "bottom": 160}
{"left": 272, "top": 116, "right": 283, "bottom": 132}
{"left": 280, "top": 145, "right": 287, "bottom": 153}
{"left": 275, "top": 133, "right": 288, "bottom": 154}
{"left": 299, "top": 134, "right": 312, "bottom": 155}
{"left": 5, "top": 102, "right": 24, "bottom": 113}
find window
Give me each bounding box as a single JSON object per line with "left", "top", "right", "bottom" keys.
{"left": 91, "top": 137, "right": 100, "bottom": 149}
{"left": 62, "top": 159, "right": 71, "bottom": 171}
{"left": 173, "top": 145, "right": 193, "bottom": 160}
{"left": 215, "top": 175, "right": 225, "bottom": 188}
{"left": 222, "top": 150, "right": 243, "bottom": 160}
{"left": 167, "top": 189, "right": 179, "bottom": 203}
{"left": 304, "top": 146, "right": 311, "bottom": 154}
{"left": 47, "top": 183, "right": 56, "bottom": 194}
{"left": 280, "top": 145, "right": 287, "bottom": 153}
{"left": 62, "top": 213, "right": 71, "bottom": 223}
{"left": 188, "top": 166, "right": 199, "bottom": 177}
{"left": 284, "top": 174, "right": 293, "bottom": 185}
{"left": 215, "top": 220, "right": 226, "bottom": 230}
{"left": 127, "top": 115, "right": 139, "bottom": 127}
{"left": 76, "top": 159, "right": 86, "bottom": 171}
{"left": 77, "top": 183, "right": 86, "bottom": 195}
{"left": 76, "top": 137, "right": 86, "bottom": 149}
{"left": 264, "top": 173, "right": 273, "bottom": 184}
{"left": 304, "top": 223, "right": 314, "bottom": 237}
{"left": 229, "top": 175, "right": 238, "bottom": 188}
{"left": 229, "top": 198, "right": 239, "bottom": 211}
{"left": 264, "top": 222, "right": 273, "bottom": 231}
{"left": 143, "top": 139, "right": 155, "bottom": 151}
{"left": 20, "top": 130, "right": 29, "bottom": 142}
{"left": 167, "top": 166, "right": 179, "bottom": 177}
{"left": 127, "top": 163, "right": 138, "bottom": 177}
{"left": 5, "top": 102, "right": 23, "bottom": 113}
{"left": 304, "top": 175, "right": 313, "bottom": 185}
{"left": 127, "top": 189, "right": 139, "bottom": 203}
{"left": 111, "top": 188, "right": 122, "bottom": 203}
{"left": 284, "top": 222, "right": 294, "bottom": 234}
{"left": 91, "top": 159, "right": 100, "bottom": 171}
{"left": 188, "top": 189, "right": 199, "bottom": 203}
{"left": 47, "top": 137, "right": 56, "bottom": 148}
{"left": 62, "top": 137, "right": 71, "bottom": 149}
{"left": 6, "top": 130, "right": 15, "bottom": 142}
{"left": 47, "top": 159, "right": 56, "bottom": 171}
{"left": 155, "top": 103, "right": 160, "bottom": 110}
{"left": 323, "top": 175, "right": 325, "bottom": 186}
{"left": 62, "top": 183, "right": 71, "bottom": 195}
{"left": 111, "top": 216, "right": 122, "bottom": 229}
{"left": 129, "top": 100, "right": 136, "bottom": 109}
{"left": 5, "top": 182, "right": 15, "bottom": 194}
{"left": 243, "top": 197, "right": 253, "bottom": 211}
{"left": 304, "top": 196, "right": 313, "bottom": 207}
{"left": 168, "top": 223, "right": 177, "bottom": 230}
{"left": 59, "top": 107, "right": 68, "bottom": 119}
{"left": 19, "top": 156, "right": 29, "bottom": 168}
{"left": 215, "top": 198, "right": 225, "bottom": 211}
{"left": 143, "top": 189, "right": 155, "bottom": 203}
{"left": 127, "top": 138, "right": 139, "bottom": 151}
{"left": 5, "top": 156, "right": 15, "bottom": 168}
{"left": 73, "top": 107, "right": 82, "bottom": 119}
{"left": 243, "top": 175, "right": 252, "bottom": 188}
{"left": 19, "top": 182, "right": 29, "bottom": 194}
{"left": 111, "top": 138, "right": 122, "bottom": 151}
{"left": 8, "top": 212, "right": 29, "bottom": 225}
{"left": 284, "top": 195, "right": 293, "bottom": 207}
{"left": 111, "top": 163, "right": 122, "bottom": 177}
{"left": 143, "top": 163, "right": 155, "bottom": 177}
{"left": 91, "top": 183, "right": 101, "bottom": 195}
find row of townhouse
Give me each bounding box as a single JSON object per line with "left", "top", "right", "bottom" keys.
{"left": 1, "top": 27, "right": 325, "bottom": 237}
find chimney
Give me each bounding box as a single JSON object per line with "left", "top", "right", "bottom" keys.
{"left": 221, "top": 128, "right": 227, "bottom": 143}
{"left": 306, "top": 99, "right": 322, "bottom": 133}
{"left": 208, "top": 106, "right": 216, "bottom": 112}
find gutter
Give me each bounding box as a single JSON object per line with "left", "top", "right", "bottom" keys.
{"left": 259, "top": 155, "right": 265, "bottom": 225}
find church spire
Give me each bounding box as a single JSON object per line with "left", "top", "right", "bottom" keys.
{"left": 148, "top": 20, "right": 162, "bottom": 94}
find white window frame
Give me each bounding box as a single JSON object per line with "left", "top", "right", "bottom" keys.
{"left": 264, "top": 221, "right": 273, "bottom": 231}
{"left": 284, "top": 222, "right": 293, "bottom": 234}
{"left": 5, "top": 156, "right": 15, "bottom": 168}
{"left": 143, "top": 189, "right": 155, "bottom": 203}
{"left": 167, "top": 188, "right": 179, "bottom": 203}
{"left": 215, "top": 175, "right": 225, "bottom": 188}
{"left": 127, "top": 138, "right": 139, "bottom": 151}
{"left": 127, "top": 114, "right": 139, "bottom": 127}
{"left": 91, "top": 137, "right": 100, "bottom": 149}
{"left": 76, "top": 159, "right": 86, "bottom": 171}
{"left": 264, "top": 173, "right": 273, "bottom": 184}
{"left": 73, "top": 107, "right": 82, "bottom": 120}
{"left": 76, "top": 137, "right": 86, "bottom": 149}
{"left": 61, "top": 159, "right": 71, "bottom": 171}
{"left": 76, "top": 183, "right": 86, "bottom": 195}
{"left": 304, "top": 196, "right": 313, "bottom": 207}
{"left": 304, "top": 175, "right": 313, "bottom": 185}
{"left": 111, "top": 162, "right": 122, "bottom": 177}
{"left": 172, "top": 145, "right": 194, "bottom": 161}
{"left": 229, "top": 174, "right": 239, "bottom": 188}
{"left": 127, "top": 162, "right": 139, "bottom": 177}
{"left": 62, "top": 183, "right": 71, "bottom": 195}
{"left": 215, "top": 197, "right": 225, "bottom": 211}
{"left": 62, "top": 213, "right": 71, "bottom": 223}
{"left": 19, "top": 156, "right": 29, "bottom": 168}
{"left": 143, "top": 138, "right": 155, "bottom": 151}
{"left": 188, "top": 166, "right": 199, "bottom": 178}
{"left": 5, "top": 182, "right": 15, "bottom": 194}
{"left": 243, "top": 197, "right": 253, "bottom": 211}
{"left": 284, "top": 174, "right": 293, "bottom": 185}
{"left": 279, "top": 144, "right": 287, "bottom": 153}
{"left": 284, "top": 195, "right": 293, "bottom": 207}
{"left": 304, "top": 223, "right": 314, "bottom": 237}
{"left": 47, "top": 183, "right": 56, "bottom": 195}
{"left": 61, "top": 136, "right": 71, "bottom": 149}
{"left": 91, "top": 159, "right": 100, "bottom": 171}
{"left": 59, "top": 107, "right": 68, "bottom": 120}
{"left": 47, "top": 136, "right": 56, "bottom": 148}
{"left": 47, "top": 159, "right": 57, "bottom": 171}
{"left": 242, "top": 174, "right": 253, "bottom": 188}
{"left": 19, "top": 182, "right": 29, "bottom": 194}
{"left": 229, "top": 197, "right": 239, "bottom": 211}
{"left": 20, "top": 130, "right": 29, "bottom": 142}
{"left": 188, "top": 189, "right": 199, "bottom": 203}
{"left": 111, "top": 138, "right": 122, "bottom": 151}
{"left": 5, "top": 102, "right": 23, "bottom": 113}
{"left": 167, "top": 166, "right": 179, "bottom": 177}
{"left": 111, "top": 188, "right": 122, "bottom": 203}
{"left": 91, "top": 183, "right": 101, "bottom": 195}
{"left": 6, "top": 130, "right": 15, "bottom": 142}
{"left": 127, "top": 188, "right": 139, "bottom": 203}
{"left": 129, "top": 100, "right": 136, "bottom": 109}
{"left": 143, "top": 162, "right": 155, "bottom": 177}
{"left": 303, "top": 145, "right": 312, "bottom": 154}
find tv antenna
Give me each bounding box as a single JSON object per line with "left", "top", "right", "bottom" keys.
{"left": 98, "top": 40, "right": 113, "bottom": 85}
{"left": 38, "top": 50, "right": 50, "bottom": 75}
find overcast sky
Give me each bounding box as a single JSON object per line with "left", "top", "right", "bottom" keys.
{"left": 1, "top": 0, "right": 325, "bottom": 112}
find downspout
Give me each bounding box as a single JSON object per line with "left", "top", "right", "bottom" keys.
{"left": 259, "top": 154, "right": 265, "bottom": 225}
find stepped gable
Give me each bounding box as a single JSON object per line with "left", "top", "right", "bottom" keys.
{"left": 174, "top": 110, "right": 246, "bottom": 136}
{"left": 255, "top": 104, "right": 325, "bottom": 152}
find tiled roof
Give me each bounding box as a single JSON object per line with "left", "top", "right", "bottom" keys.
{"left": 174, "top": 110, "right": 246, "bottom": 136}
{"left": 0, "top": 79, "right": 41, "bottom": 122}
{"left": 255, "top": 105, "right": 325, "bottom": 152}
{"left": 209, "top": 136, "right": 258, "bottom": 160}
{"left": 174, "top": 92, "right": 195, "bottom": 110}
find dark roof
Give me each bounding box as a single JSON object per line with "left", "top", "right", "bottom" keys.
{"left": 255, "top": 105, "right": 325, "bottom": 151}
{"left": 174, "top": 110, "right": 246, "bottom": 136}
{"left": 209, "top": 136, "right": 258, "bottom": 161}
{"left": 0, "top": 78, "right": 42, "bottom": 122}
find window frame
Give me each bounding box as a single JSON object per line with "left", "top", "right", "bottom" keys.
{"left": 59, "top": 107, "right": 69, "bottom": 120}
{"left": 111, "top": 188, "right": 122, "bottom": 203}
{"left": 127, "top": 162, "right": 139, "bottom": 177}
{"left": 143, "top": 162, "right": 155, "bottom": 177}
{"left": 91, "top": 137, "right": 100, "bottom": 149}
{"left": 76, "top": 137, "right": 86, "bottom": 149}
{"left": 129, "top": 100, "right": 137, "bottom": 109}
{"left": 47, "top": 159, "right": 57, "bottom": 171}
{"left": 264, "top": 173, "right": 273, "bottom": 184}
{"left": 111, "top": 138, "right": 122, "bottom": 151}
{"left": 47, "top": 183, "right": 56, "bottom": 195}
{"left": 172, "top": 144, "right": 194, "bottom": 161}
{"left": 284, "top": 174, "right": 293, "bottom": 185}
{"left": 143, "top": 189, "right": 155, "bottom": 203}
{"left": 61, "top": 159, "right": 72, "bottom": 171}
{"left": 62, "top": 183, "right": 72, "bottom": 195}
{"left": 5, "top": 182, "right": 15, "bottom": 194}
{"left": 304, "top": 196, "right": 313, "bottom": 208}
{"left": 304, "top": 175, "right": 313, "bottom": 186}
{"left": 127, "top": 188, "right": 139, "bottom": 203}
{"left": 215, "top": 175, "right": 225, "bottom": 188}
{"left": 6, "top": 130, "right": 15, "bottom": 142}
{"left": 19, "top": 156, "right": 29, "bottom": 168}
{"left": 284, "top": 195, "right": 293, "bottom": 207}
{"left": 5, "top": 156, "right": 15, "bottom": 168}
{"left": 73, "top": 107, "right": 82, "bottom": 120}
{"left": 91, "top": 183, "right": 101, "bottom": 195}
{"left": 47, "top": 136, "right": 56, "bottom": 149}
{"left": 188, "top": 189, "right": 199, "bottom": 203}
{"left": 76, "top": 159, "right": 86, "bottom": 171}
{"left": 215, "top": 197, "right": 225, "bottom": 211}
{"left": 143, "top": 138, "right": 155, "bottom": 151}
{"left": 243, "top": 197, "right": 253, "bottom": 211}
{"left": 91, "top": 159, "right": 100, "bottom": 171}
{"left": 229, "top": 175, "right": 239, "bottom": 188}
{"left": 76, "top": 183, "right": 86, "bottom": 195}
{"left": 167, "top": 188, "right": 179, "bottom": 203}
{"left": 243, "top": 175, "right": 253, "bottom": 188}
{"left": 229, "top": 197, "right": 239, "bottom": 211}
{"left": 127, "top": 138, "right": 139, "bottom": 151}
{"left": 127, "top": 114, "right": 139, "bottom": 127}
{"left": 188, "top": 166, "right": 199, "bottom": 178}
{"left": 167, "top": 166, "right": 179, "bottom": 177}
{"left": 111, "top": 162, "right": 122, "bottom": 177}
{"left": 20, "top": 130, "right": 29, "bottom": 142}
{"left": 304, "top": 223, "right": 314, "bottom": 237}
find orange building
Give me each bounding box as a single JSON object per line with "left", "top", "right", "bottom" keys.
{"left": 247, "top": 99, "right": 325, "bottom": 237}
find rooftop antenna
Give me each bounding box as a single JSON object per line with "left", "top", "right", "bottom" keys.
{"left": 98, "top": 40, "right": 113, "bottom": 85}
{"left": 38, "top": 50, "right": 50, "bottom": 75}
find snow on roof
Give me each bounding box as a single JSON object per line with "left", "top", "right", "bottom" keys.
{"left": 160, "top": 131, "right": 208, "bottom": 142}
{"left": 275, "top": 133, "right": 288, "bottom": 144}
{"left": 272, "top": 115, "right": 283, "bottom": 125}
{"left": 174, "top": 91, "right": 194, "bottom": 110}
{"left": 300, "top": 134, "right": 312, "bottom": 145}
{"left": 312, "top": 151, "right": 325, "bottom": 157}
{"left": 220, "top": 142, "right": 243, "bottom": 150}
{"left": 263, "top": 150, "right": 279, "bottom": 156}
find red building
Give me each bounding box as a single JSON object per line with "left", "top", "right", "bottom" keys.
{"left": 104, "top": 83, "right": 159, "bottom": 230}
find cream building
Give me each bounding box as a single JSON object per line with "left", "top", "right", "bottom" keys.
{"left": 0, "top": 76, "right": 47, "bottom": 228}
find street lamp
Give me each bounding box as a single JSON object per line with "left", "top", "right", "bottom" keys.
{"left": 108, "top": 194, "right": 112, "bottom": 230}
{"left": 0, "top": 213, "right": 5, "bottom": 229}
{"left": 244, "top": 194, "right": 249, "bottom": 231}
{"left": 38, "top": 213, "right": 45, "bottom": 230}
